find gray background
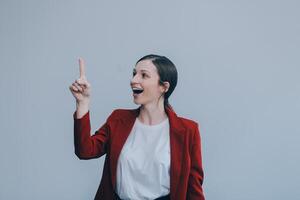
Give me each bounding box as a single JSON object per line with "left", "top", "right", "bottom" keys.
{"left": 1, "top": 0, "right": 299, "bottom": 199}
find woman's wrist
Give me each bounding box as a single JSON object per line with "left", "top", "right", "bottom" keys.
{"left": 76, "top": 99, "right": 90, "bottom": 107}
{"left": 76, "top": 100, "right": 90, "bottom": 118}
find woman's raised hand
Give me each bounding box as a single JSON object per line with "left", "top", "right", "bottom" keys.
{"left": 69, "top": 58, "right": 91, "bottom": 104}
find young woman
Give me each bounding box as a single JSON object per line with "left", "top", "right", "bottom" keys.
{"left": 69, "top": 55, "right": 205, "bottom": 200}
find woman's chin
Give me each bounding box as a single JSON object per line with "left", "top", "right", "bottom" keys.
{"left": 132, "top": 98, "right": 140, "bottom": 105}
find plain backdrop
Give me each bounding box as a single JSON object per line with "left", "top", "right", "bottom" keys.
{"left": 1, "top": 0, "right": 299, "bottom": 199}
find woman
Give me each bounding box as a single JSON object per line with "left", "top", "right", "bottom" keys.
{"left": 69, "top": 54, "right": 205, "bottom": 200}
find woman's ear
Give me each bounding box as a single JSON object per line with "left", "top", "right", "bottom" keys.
{"left": 163, "top": 81, "right": 170, "bottom": 92}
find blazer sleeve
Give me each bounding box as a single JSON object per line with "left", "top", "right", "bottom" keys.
{"left": 187, "top": 123, "right": 205, "bottom": 200}
{"left": 73, "top": 110, "right": 112, "bottom": 160}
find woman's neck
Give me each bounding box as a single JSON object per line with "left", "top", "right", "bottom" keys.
{"left": 138, "top": 103, "right": 168, "bottom": 125}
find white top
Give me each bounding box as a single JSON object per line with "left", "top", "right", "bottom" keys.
{"left": 116, "top": 117, "right": 171, "bottom": 200}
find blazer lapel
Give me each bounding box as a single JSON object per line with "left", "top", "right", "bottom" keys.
{"left": 165, "top": 106, "right": 186, "bottom": 199}
{"left": 110, "top": 106, "right": 186, "bottom": 198}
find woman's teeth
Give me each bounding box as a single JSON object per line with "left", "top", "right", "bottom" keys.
{"left": 132, "top": 88, "right": 144, "bottom": 94}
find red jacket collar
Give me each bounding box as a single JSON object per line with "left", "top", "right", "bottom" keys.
{"left": 125, "top": 105, "right": 186, "bottom": 133}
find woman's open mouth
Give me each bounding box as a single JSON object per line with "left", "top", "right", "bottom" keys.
{"left": 132, "top": 87, "right": 144, "bottom": 95}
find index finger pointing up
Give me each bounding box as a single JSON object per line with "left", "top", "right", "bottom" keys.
{"left": 78, "top": 57, "right": 86, "bottom": 78}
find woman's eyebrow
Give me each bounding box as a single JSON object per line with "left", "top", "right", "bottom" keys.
{"left": 133, "top": 69, "right": 151, "bottom": 73}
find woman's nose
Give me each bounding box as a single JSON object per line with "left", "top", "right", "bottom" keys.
{"left": 131, "top": 74, "right": 139, "bottom": 84}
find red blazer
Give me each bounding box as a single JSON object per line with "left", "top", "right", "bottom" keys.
{"left": 73, "top": 106, "right": 205, "bottom": 200}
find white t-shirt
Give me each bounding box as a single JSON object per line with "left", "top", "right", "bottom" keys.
{"left": 116, "top": 117, "right": 171, "bottom": 200}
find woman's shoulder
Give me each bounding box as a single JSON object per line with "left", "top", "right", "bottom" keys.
{"left": 177, "top": 115, "right": 200, "bottom": 130}
{"left": 176, "top": 116, "right": 202, "bottom": 142}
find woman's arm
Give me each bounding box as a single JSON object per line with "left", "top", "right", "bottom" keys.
{"left": 71, "top": 57, "right": 108, "bottom": 159}
{"left": 187, "top": 123, "right": 205, "bottom": 200}
{"left": 73, "top": 110, "right": 110, "bottom": 160}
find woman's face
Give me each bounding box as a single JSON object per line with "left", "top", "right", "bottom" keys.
{"left": 130, "top": 59, "right": 167, "bottom": 106}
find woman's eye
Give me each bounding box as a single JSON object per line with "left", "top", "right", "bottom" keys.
{"left": 132, "top": 72, "right": 136, "bottom": 77}
{"left": 142, "top": 73, "right": 147, "bottom": 78}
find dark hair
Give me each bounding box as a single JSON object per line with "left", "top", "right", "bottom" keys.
{"left": 136, "top": 54, "right": 178, "bottom": 110}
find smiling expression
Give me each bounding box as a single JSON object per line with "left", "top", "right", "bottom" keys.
{"left": 130, "top": 59, "right": 168, "bottom": 106}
